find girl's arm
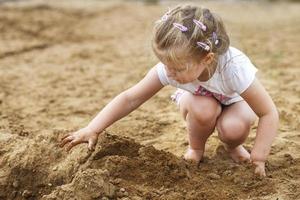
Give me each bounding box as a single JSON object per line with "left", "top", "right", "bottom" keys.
{"left": 241, "top": 78, "right": 279, "bottom": 174}
{"left": 61, "top": 66, "right": 164, "bottom": 151}
{"left": 87, "top": 66, "right": 164, "bottom": 133}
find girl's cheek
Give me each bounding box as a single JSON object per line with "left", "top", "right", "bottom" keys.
{"left": 166, "top": 71, "right": 175, "bottom": 78}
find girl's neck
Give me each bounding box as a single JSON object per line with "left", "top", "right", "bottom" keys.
{"left": 197, "top": 60, "right": 218, "bottom": 82}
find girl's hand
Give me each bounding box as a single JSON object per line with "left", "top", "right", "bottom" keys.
{"left": 252, "top": 160, "right": 266, "bottom": 177}
{"left": 60, "top": 127, "right": 99, "bottom": 151}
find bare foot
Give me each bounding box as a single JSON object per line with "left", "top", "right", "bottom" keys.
{"left": 183, "top": 147, "right": 204, "bottom": 163}
{"left": 225, "top": 145, "right": 250, "bottom": 163}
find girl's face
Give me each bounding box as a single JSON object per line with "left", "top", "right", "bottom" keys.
{"left": 165, "top": 62, "right": 206, "bottom": 84}
{"left": 163, "top": 53, "right": 215, "bottom": 84}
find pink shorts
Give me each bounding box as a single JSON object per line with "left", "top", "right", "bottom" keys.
{"left": 171, "top": 88, "right": 239, "bottom": 107}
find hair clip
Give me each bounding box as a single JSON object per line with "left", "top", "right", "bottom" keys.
{"left": 197, "top": 42, "right": 210, "bottom": 51}
{"left": 173, "top": 23, "right": 188, "bottom": 32}
{"left": 212, "top": 32, "right": 219, "bottom": 45}
{"left": 193, "top": 19, "right": 207, "bottom": 31}
{"left": 161, "top": 7, "right": 171, "bottom": 21}
{"left": 203, "top": 9, "right": 213, "bottom": 21}
{"left": 155, "top": 7, "right": 171, "bottom": 23}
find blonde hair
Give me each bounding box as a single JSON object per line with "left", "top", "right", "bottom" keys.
{"left": 152, "top": 4, "right": 230, "bottom": 68}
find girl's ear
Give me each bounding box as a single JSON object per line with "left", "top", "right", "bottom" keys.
{"left": 203, "top": 52, "right": 215, "bottom": 65}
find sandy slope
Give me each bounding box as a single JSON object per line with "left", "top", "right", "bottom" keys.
{"left": 0, "top": 0, "right": 299, "bottom": 199}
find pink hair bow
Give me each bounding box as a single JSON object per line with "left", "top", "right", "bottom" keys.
{"left": 197, "top": 42, "right": 210, "bottom": 51}
{"left": 212, "top": 32, "right": 219, "bottom": 45}
{"left": 156, "top": 7, "right": 171, "bottom": 23}
{"left": 161, "top": 7, "right": 171, "bottom": 21}
{"left": 193, "top": 19, "right": 207, "bottom": 31}
{"left": 173, "top": 23, "right": 188, "bottom": 32}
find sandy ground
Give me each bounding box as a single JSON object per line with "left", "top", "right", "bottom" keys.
{"left": 0, "top": 0, "right": 299, "bottom": 199}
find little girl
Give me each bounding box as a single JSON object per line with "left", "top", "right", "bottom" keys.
{"left": 60, "top": 4, "right": 278, "bottom": 177}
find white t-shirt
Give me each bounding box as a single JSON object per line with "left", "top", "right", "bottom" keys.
{"left": 156, "top": 46, "right": 258, "bottom": 105}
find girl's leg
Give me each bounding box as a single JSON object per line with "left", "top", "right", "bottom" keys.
{"left": 179, "top": 93, "right": 222, "bottom": 162}
{"left": 216, "top": 100, "right": 256, "bottom": 162}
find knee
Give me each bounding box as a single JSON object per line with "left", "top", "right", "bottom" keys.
{"left": 181, "top": 94, "right": 220, "bottom": 124}
{"left": 190, "top": 106, "right": 218, "bottom": 125}
{"left": 217, "top": 118, "right": 250, "bottom": 144}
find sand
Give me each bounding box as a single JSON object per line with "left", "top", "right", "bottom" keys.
{"left": 0, "top": 0, "right": 299, "bottom": 199}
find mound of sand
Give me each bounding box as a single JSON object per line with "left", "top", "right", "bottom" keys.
{"left": 3, "top": 131, "right": 298, "bottom": 200}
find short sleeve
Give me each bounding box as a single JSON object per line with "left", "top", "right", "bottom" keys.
{"left": 155, "top": 62, "right": 170, "bottom": 86}
{"left": 229, "top": 56, "right": 258, "bottom": 94}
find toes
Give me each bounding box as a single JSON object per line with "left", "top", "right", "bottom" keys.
{"left": 183, "top": 149, "right": 203, "bottom": 163}
{"left": 229, "top": 151, "right": 250, "bottom": 163}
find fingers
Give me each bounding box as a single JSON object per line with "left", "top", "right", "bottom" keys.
{"left": 60, "top": 133, "right": 83, "bottom": 151}
{"left": 60, "top": 135, "right": 74, "bottom": 148}
{"left": 59, "top": 130, "right": 98, "bottom": 152}
{"left": 66, "top": 139, "right": 82, "bottom": 152}
{"left": 255, "top": 167, "right": 266, "bottom": 177}
{"left": 61, "top": 133, "right": 71, "bottom": 141}
{"left": 88, "top": 139, "right": 96, "bottom": 151}
{"left": 254, "top": 164, "right": 266, "bottom": 177}
{"left": 250, "top": 160, "right": 266, "bottom": 177}
{"left": 255, "top": 170, "right": 266, "bottom": 177}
